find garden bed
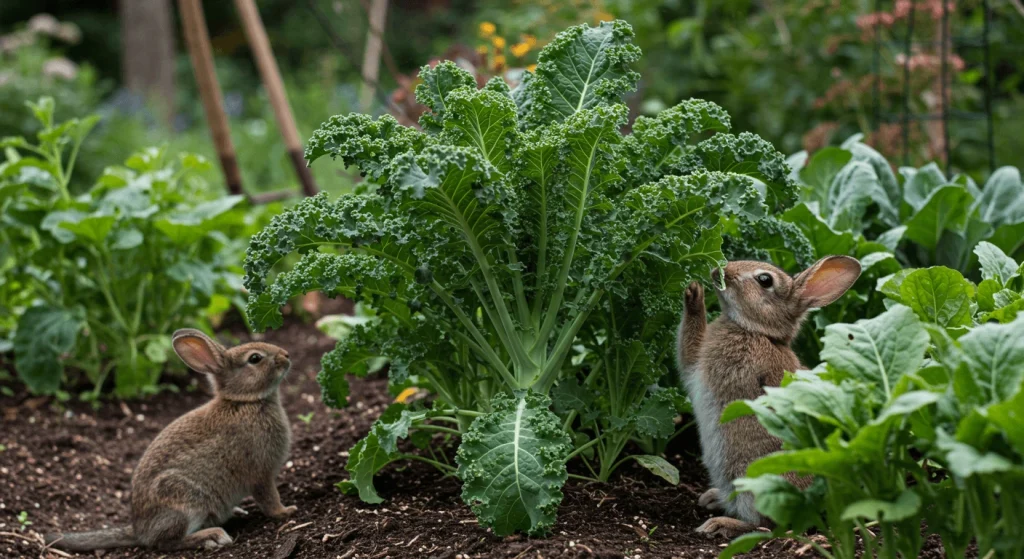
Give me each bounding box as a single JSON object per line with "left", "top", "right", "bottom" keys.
{"left": 0, "top": 317, "right": 957, "bottom": 559}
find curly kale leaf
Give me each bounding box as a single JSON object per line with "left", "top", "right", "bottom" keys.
{"left": 679, "top": 132, "right": 797, "bottom": 212}
{"left": 516, "top": 20, "right": 641, "bottom": 127}
{"left": 621, "top": 99, "right": 732, "bottom": 185}
{"left": 439, "top": 87, "right": 519, "bottom": 175}
{"left": 415, "top": 61, "right": 478, "bottom": 133}
{"left": 248, "top": 252, "right": 411, "bottom": 331}
{"left": 343, "top": 404, "right": 427, "bottom": 503}
{"left": 305, "top": 114, "right": 424, "bottom": 182}
{"left": 456, "top": 392, "right": 572, "bottom": 536}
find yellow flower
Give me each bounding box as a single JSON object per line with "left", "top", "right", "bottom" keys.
{"left": 476, "top": 44, "right": 489, "bottom": 55}
{"left": 526, "top": 63, "right": 538, "bottom": 73}
{"left": 595, "top": 10, "right": 615, "bottom": 22}
{"left": 479, "top": 21, "right": 496, "bottom": 38}
{"left": 522, "top": 34, "right": 537, "bottom": 48}
{"left": 493, "top": 54, "right": 507, "bottom": 70}
{"left": 491, "top": 36, "right": 506, "bottom": 49}
{"left": 394, "top": 387, "right": 419, "bottom": 404}
{"left": 510, "top": 42, "right": 530, "bottom": 58}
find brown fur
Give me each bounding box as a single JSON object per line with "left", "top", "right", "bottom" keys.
{"left": 677, "top": 256, "right": 861, "bottom": 539}
{"left": 45, "top": 329, "right": 296, "bottom": 552}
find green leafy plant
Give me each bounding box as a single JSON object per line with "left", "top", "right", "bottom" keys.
{"left": 1, "top": 98, "right": 262, "bottom": 397}
{"left": 718, "top": 249, "right": 1024, "bottom": 559}
{"left": 789, "top": 136, "right": 1024, "bottom": 273}
{"left": 244, "top": 20, "right": 797, "bottom": 535}
{"left": 17, "top": 511, "right": 32, "bottom": 531}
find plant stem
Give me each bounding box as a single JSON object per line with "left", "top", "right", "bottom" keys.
{"left": 563, "top": 436, "right": 602, "bottom": 463}
{"left": 413, "top": 424, "right": 462, "bottom": 436}
{"left": 398, "top": 453, "right": 456, "bottom": 473}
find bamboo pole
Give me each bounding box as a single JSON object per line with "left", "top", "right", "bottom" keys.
{"left": 233, "top": 0, "right": 318, "bottom": 196}
{"left": 177, "top": 0, "right": 244, "bottom": 195}
{"left": 359, "top": 0, "right": 389, "bottom": 113}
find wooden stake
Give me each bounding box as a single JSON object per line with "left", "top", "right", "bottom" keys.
{"left": 177, "top": 0, "right": 244, "bottom": 195}
{"left": 359, "top": 0, "right": 389, "bottom": 112}
{"left": 233, "top": 0, "right": 318, "bottom": 196}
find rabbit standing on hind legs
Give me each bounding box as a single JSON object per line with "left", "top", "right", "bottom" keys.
{"left": 45, "top": 329, "right": 297, "bottom": 552}
{"left": 677, "top": 256, "right": 861, "bottom": 539}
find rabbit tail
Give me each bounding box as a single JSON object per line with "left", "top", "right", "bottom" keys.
{"left": 45, "top": 526, "right": 137, "bottom": 551}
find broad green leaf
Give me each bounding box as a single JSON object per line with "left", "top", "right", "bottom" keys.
{"left": 154, "top": 195, "right": 245, "bottom": 245}
{"left": 983, "top": 299, "right": 1024, "bottom": 324}
{"left": 821, "top": 305, "right": 928, "bottom": 401}
{"left": 841, "top": 489, "right": 921, "bottom": 522}
{"left": 746, "top": 448, "right": 851, "bottom": 478}
{"left": 43, "top": 211, "right": 116, "bottom": 245}
{"left": 878, "top": 269, "right": 913, "bottom": 304}
{"left": 843, "top": 139, "right": 901, "bottom": 225}
{"left": 871, "top": 391, "right": 940, "bottom": 424}
{"left": 987, "top": 385, "right": 1024, "bottom": 450}
{"left": 977, "top": 279, "right": 1001, "bottom": 312}
{"left": 167, "top": 260, "right": 219, "bottom": 297}
{"left": 782, "top": 202, "right": 856, "bottom": 258}
{"left": 456, "top": 392, "right": 572, "bottom": 537}
{"left": 899, "top": 267, "right": 974, "bottom": 328}
{"left": 903, "top": 185, "right": 972, "bottom": 251}
{"left": 631, "top": 455, "right": 679, "bottom": 485}
{"left": 973, "top": 166, "right": 1024, "bottom": 228}
{"left": 937, "top": 432, "right": 1014, "bottom": 479}
{"left": 901, "top": 163, "right": 948, "bottom": 211}
{"left": 718, "top": 532, "right": 774, "bottom": 559}
{"left": 734, "top": 474, "right": 822, "bottom": 530}
{"left": 143, "top": 335, "right": 173, "bottom": 364}
{"left": 956, "top": 316, "right": 1024, "bottom": 403}
{"left": 799, "top": 146, "right": 852, "bottom": 204}
{"left": 826, "top": 161, "right": 881, "bottom": 233}
{"left": 14, "top": 306, "right": 83, "bottom": 394}
{"left": 110, "top": 228, "right": 144, "bottom": 250}
{"left": 876, "top": 225, "right": 907, "bottom": 251}
{"left": 975, "top": 241, "right": 1019, "bottom": 285}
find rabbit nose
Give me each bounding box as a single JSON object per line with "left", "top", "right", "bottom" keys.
{"left": 281, "top": 350, "right": 290, "bottom": 359}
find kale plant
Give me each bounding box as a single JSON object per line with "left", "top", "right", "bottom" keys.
{"left": 244, "top": 20, "right": 796, "bottom": 535}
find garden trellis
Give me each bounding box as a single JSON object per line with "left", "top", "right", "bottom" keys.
{"left": 870, "top": 0, "right": 996, "bottom": 174}
{"left": 177, "top": 0, "right": 319, "bottom": 202}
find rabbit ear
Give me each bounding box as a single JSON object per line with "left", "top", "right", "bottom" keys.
{"left": 794, "top": 256, "right": 862, "bottom": 309}
{"left": 172, "top": 329, "right": 224, "bottom": 375}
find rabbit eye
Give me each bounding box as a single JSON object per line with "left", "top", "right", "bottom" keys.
{"left": 247, "top": 353, "right": 263, "bottom": 365}
{"left": 755, "top": 273, "right": 774, "bottom": 288}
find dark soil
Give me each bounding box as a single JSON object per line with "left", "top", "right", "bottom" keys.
{"left": 0, "top": 313, "right": 958, "bottom": 559}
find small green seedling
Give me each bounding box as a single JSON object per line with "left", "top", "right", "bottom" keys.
{"left": 17, "top": 511, "right": 32, "bottom": 531}
{"left": 297, "top": 412, "right": 315, "bottom": 425}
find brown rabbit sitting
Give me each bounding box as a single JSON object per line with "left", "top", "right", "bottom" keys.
{"left": 45, "top": 329, "right": 296, "bottom": 552}
{"left": 677, "top": 256, "right": 861, "bottom": 539}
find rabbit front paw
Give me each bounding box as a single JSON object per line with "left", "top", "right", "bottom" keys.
{"left": 698, "top": 488, "right": 722, "bottom": 510}
{"left": 685, "top": 281, "right": 705, "bottom": 314}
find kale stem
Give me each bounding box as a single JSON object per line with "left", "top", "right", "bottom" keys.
{"left": 397, "top": 454, "right": 456, "bottom": 473}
